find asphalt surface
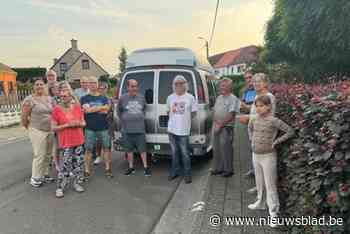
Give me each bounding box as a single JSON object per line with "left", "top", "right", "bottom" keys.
{"left": 0, "top": 138, "right": 209, "bottom": 234}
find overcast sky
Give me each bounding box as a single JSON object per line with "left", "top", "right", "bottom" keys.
{"left": 0, "top": 0, "right": 273, "bottom": 74}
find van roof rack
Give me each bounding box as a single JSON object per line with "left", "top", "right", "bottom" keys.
{"left": 126, "top": 47, "right": 214, "bottom": 73}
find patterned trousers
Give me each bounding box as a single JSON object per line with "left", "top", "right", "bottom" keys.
{"left": 57, "top": 145, "right": 84, "bottom": 189}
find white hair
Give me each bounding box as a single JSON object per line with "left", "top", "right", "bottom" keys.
{"left": 253, "top": 73, "right": 269, "bottom": 84}
{"left": 46, "top": 69, "right": 57, "bottom": 78}
{"left": 219, "top": 77, "right": 233, "bottom": 88}
{"left": 172, "top": 75, "right": 189, "bottom": 92}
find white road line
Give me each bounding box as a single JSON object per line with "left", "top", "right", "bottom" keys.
{"left": 0, "top": 137, "right": 28, "bottom": 147}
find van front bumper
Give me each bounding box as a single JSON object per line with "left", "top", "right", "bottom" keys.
{"left": 113, "top": 138, "right": 210, "bottom": 156}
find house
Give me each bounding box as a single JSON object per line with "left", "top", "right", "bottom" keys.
{"left": 208, "top": 45, "right": 259, "bottom": 77}
{"left": 0, "top": 62, "right": 17, "bottom": 95}
{"left": 51, "top": 39, "right": 109, "bottom": 84}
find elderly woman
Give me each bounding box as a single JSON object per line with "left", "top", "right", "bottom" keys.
{"left": 51, "top": 82, "right": 86, "bottom": 198}
{"left": 166, "top": 75, "right": 198, "bottom": 184}
{"left": 21, "top": 78, "right": 54, "bottom": 188}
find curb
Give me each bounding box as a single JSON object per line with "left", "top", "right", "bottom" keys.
{"left": 151, "top": 161, "right": 211, "bottom": 234}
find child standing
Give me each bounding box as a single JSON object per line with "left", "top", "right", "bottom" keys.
{"left": 248, "top": 95, "right": 294, "bottom": 227}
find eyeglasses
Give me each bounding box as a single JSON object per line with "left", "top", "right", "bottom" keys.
{"left": 175, "top": 82, "right": 186, "bottom": 86}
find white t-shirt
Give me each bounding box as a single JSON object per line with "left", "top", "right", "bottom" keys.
{"left": 166, "top": 93, "right": 198, "bottom": 136}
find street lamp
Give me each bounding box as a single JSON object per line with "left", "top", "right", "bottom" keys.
{"left": 198, "top": 37, "right": 209, "bottom": 59}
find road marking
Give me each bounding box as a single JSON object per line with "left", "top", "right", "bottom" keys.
{"left": 0, "top": 137, "right": 28, "bottom": 147}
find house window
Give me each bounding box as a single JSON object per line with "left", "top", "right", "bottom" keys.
{"left": 60, "top": 63, "right": 67, "bottom": 72}
{"left": 82, "top": 60, "right": 90, "bottom": 70}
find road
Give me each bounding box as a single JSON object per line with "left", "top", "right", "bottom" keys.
{"left": 0, "top": 138, "right": 210, "bottom": 234}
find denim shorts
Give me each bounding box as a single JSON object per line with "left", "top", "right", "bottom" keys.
{"left": 121, "top": 133, "right": 147, "bottom": 153}
{"left": 85, "top": 129, "right": 111, "bottom": 152}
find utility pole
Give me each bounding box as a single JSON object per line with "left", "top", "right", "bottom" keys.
{"left": 198, "top": 37, "right": 209, "bottom": 59}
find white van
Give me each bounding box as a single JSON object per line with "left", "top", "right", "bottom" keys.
{"left": 113, "top": 47, "right": 218, "bottom": 157}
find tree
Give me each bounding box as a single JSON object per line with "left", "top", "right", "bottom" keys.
{"left": 264, "top": 0, "right": 350, "bottom": 81}
{"left": 118, "top": 47, "right": 127, "bottom": 74}
{"left": 13, "top": 67, "right": 47, "bottom": 83}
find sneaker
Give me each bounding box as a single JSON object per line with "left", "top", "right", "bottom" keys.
{"left": 269, "top": 214, "right": 279, "bottom": 228}
{"left": 73, "top": 183, "right": 85, "bottom": 193}
{"left": 93, "top": 156, "right": 102, "bottom": 165}
{"left": 210, "top": 170, "right": 223, "bottom": 176}
{"left": 30, "top": 178, "right": 43, "bottom": 188}
{"left": 144, "top": 168, "right": 152, "bottom": 177}
{"left": 124, "top": 168, "right": 135, "bottom": 176}
{"left": 248, "top": 201, "right": 267, "bottom": 210}
{"left": 44, "top": 175, "right": 55, "bottom": 183}
{"left": 168, "top": 175, "right": 179, "bottom": 181}
{"left": 184, "top": 176, "right": 192, "bottom": 184}
{"left": 105, "top": 169, "right": 114, "bottom": 178}
{"left": 247, "top": 187, "right": 258, "bottom": 194}
{"left": 55, "top": 188, "right": 64, "bottom": 198}
{"left": 244, "top": 170, "right": 255, "bottom": 178}
{"left": 84, "top": 172, "right": 91, "bottom": 182}
{"left": 221, "top": 172, "right": 234, "bottom": 177}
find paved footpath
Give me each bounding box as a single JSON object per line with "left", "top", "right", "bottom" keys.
{"left": 192, "top": 123, "right": 289, "bottom": 234}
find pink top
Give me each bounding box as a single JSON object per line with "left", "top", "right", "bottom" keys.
{"left": 51, "top": 104, "right": 84, "bottom": 149}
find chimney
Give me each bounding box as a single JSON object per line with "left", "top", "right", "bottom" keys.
{"left": 53, "top": 58, "right": 58, "bottom": 64}
{"left": 71, "top": 39, "right": 78, "bottom": 50}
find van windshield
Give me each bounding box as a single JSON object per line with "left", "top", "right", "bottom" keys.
{"left": 121, "top": 71, "right": 154, "bottom": 104}
{"left": 158, "top": 71, "right": 195, "bottom": 104}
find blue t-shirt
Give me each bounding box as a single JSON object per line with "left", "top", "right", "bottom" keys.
{"left": 242, "top": 88, "right": 256, "bottom": 105}
{"left": 81, "top": 94, "right": 109, "bottom": 131}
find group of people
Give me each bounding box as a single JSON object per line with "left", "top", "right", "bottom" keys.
{"left": 21, "top": 71, "right": 113, "bottom": 198}
{"left": 21, "top": 69, "right": 294, "bottom": 226}
{"left": 236, "top": 71, "right": 294, "bottom": 227}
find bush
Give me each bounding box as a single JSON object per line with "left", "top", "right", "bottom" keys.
{"left": 272, "top": 81, "right": 350, "bottom": 233}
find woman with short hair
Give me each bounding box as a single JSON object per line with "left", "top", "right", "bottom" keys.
{"left": 51, "top": 82, "right": 86, "bottom": 198}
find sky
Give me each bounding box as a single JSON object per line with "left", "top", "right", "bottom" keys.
{"left": 0, "top": 0, "right": 274, "bottom": 74}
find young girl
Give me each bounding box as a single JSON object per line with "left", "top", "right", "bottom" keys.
{"left": 248, "top": 95, "right": 294, "bottom": 227}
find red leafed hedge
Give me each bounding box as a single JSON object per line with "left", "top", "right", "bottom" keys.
{"left": 271, "top": 81, "right": 350, "bottom": 234}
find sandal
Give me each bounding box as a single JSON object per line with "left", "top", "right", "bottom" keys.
{"left": 105, "top": 169, "right": 114, "bottom": 178}
{"left": 84, "top": 171, "right": 91, "bottom": 182}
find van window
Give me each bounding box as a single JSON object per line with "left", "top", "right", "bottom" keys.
{"left": 121, "top": 71, "right": 154, "bottom": 104}
{"left": 194, "top": 75, "right": 205, "bottom": 104}
{"left": 158, "top": 71, "right": 195, "bottom": 104}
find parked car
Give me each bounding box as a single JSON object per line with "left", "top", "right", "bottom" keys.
{"left": 113, "top": 47, "right": 218, "bottom": 157}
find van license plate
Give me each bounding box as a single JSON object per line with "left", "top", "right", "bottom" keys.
{"left": 154, "top": 145, "right": 160, "bottom": 151}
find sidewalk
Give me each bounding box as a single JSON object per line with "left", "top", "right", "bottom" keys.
{"left": 0, "top": 124, "right": 27, "bottom": 144}
{"left": 192, "top": 123, "right": 287, "bottom": 234}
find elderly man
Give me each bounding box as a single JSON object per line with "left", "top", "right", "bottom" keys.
{"left": 211, "top": 78, "right": 240, "bottom": 177}
{"left": 166, "top": 75, "right": 198, "bottom": 184}
{"left": 46, "top": 69, "right": 57, "bottom": 96}
{"left": 74, "top": 76, "right": 90, "bottom": 101}
{"left": 118, "top": 79, "right": 151, "bottom": 176}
